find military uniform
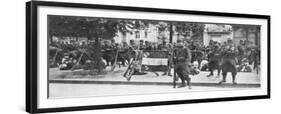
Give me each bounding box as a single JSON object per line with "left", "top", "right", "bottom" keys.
{"left": 207, "top": 46, "right": 221, "bottom": 77}
{"left": 162, "top": 43, "right": 172, "bottom": 76}
{"left": 219, "top": 45, "right": 238, "bottom": 84}
{"left": 174, "top": 44, "right": 192, "bottom": 89}
{"left": 101, "top": 44, "right": 114, "bottom": 66}
{"left": 237, "top": 44, "right": 246, "bottom": 65}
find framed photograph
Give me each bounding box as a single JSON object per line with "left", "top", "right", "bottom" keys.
{"left": 26, "top": 1, "right": 270, "bottom": 113}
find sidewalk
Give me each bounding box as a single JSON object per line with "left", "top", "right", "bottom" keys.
{"left": 49, "top": 67, "right": 261, "bottom": 87}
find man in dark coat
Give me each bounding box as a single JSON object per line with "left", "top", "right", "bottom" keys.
{"left": 174, "top": 40, "right": 192, "bottom": 89}
{"left": 219, "top": 44, "right": 238, "bottom": 84}
{"left": 207, "top": 45, "right": 221, "bottom": 77}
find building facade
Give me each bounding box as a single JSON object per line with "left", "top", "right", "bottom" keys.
{"left": 203, "top": 24, "right": 233, "bottom": 45}
{"left": 113, "top": 23, "right": 193, "bottom": 45}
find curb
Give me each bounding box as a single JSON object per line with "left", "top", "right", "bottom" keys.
{"left": 49, "top": 79, "right": 261, "bottom": 88}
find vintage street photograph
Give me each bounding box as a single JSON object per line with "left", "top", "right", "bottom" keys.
{"left": 48, "top": 15, "right": 261, "bottom": 98}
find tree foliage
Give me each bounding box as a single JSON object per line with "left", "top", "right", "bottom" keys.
{"left": 48, "top": 15, "right": 206, "bottom": 42}
{"left": 48, "top": 15, "right": 138, "bottom": 40}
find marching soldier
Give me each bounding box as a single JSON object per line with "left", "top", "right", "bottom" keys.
{"left": 174, "top": 40, "right": 192, "bottom": 89}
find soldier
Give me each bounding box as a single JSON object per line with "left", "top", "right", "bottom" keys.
{"left": 129, "top": 40, "right": 138, "bottom": 50}
{"left": 103, "top": 40, "right": 113, "bottom": 50}
{"left": 237, "top": 40, "right": 246, "bottom": 65}
{"left": 207, "top": 44, "right": 221, "bottom": 77}
{"left": 219, "top": 43, "right": 238, "bottom": 84}
{"left": 174, "top": 40, "right": 192, "bottom": 89}
{"left": 101, "top": 40, "right": 114, "bottom": 66}
{"left": 144, "top": 41, "right": 152, "bottom": 51}
{"left": 139, "top": 40, "right": 145, "bottom": 50}
{"left": 160, "top": 41, "right": 169, "bottom": 51}
{"left": 191, "top": 42, "right": 205, "bottom": 69}
{"left": 59, "top": 53, "right": 74, "bottom": 70}
{"left": 162, "top": 41, "right": 172, "bottom": 76}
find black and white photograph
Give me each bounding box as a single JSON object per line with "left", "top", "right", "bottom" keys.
{"left": 3, "top": 0, "right": 281, "bottom": 113}
{"left": 48, "top": 15, "right": 262, "bottom": 98}
{"left": 25, "top": 1, "right": 270, "bottom": 113}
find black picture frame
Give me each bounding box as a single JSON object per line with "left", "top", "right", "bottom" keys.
{"left": 26, "top": 1, "right": 271, "bottom": 113}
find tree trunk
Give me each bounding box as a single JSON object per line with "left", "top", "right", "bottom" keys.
{"left": 94, "top": 31, "right": 102, "bottom": 72}
{"left": 255, "top": 28, "right": 260, "bottom": 46}
{"left": 245, "top": 28, "right": 249, "bottom": 42}
{"left": 169, "top": 23, "right": 173, "bottom": 43}
{"left": 200, "top": 32, "right": 203, "bottom": 42}
{"left": 75, "top": 35, "right": 79, "bottom": 41}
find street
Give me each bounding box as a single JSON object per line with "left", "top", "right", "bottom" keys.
{"left": 50, "top": 66, "right": 260, "bottom": 84}
{"left": 49, "top": 63, "right": 261, "bottom": 99}
{"left": 49, "top": 83, "right": 256, "bottom": 98}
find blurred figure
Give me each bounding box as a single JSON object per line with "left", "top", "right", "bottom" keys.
{"left": 174, "top": 40, "right": 192, "bottom": 89}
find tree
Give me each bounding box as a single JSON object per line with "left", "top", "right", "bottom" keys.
{"left": 175, "top": 22, "right": 205, "bottom": 41}
{"left": 152, "top": 21, "right": 205, "bottom": 43}
{"left": 48, "top": 15, "right": 139, "bottom": 72}
{"left": 48, "top": 15, "right": 138, "bottom": 42}
{"left": 155, "top": 22, "right": 169, "bottom": 42}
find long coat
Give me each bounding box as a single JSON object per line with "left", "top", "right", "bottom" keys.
{"left": 174, "top": 47, "right": 192, "bottom": 76}
{"left": 208, "top": 50, "right": 221, "bottom": 69}
{"left": 221, "top": 50, "right": 237, "bottom": 72}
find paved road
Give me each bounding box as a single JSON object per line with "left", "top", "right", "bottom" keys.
{"left": 49, "top": 83, "right": 256, "bottom": 98}
{"left": 50, "top": 66, "right": 260, "bottom": 84}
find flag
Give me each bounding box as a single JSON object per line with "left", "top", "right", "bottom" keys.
{"left": 141, "top": 50, "right": 169, "bottom": 71}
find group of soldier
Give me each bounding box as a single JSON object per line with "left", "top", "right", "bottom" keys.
{"left": 49, "top": 38, "right": 260, "bottom": 89}
{"left": 170, "top": 39, "right": 260, "bottom": 88}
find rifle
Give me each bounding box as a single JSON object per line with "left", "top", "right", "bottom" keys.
{"left": 123, "top": 49, "right": 143, "bottom": 81}
{"left": 123, "top": 57, "right": 134, "bottom": 81}
{"left": 71, "top": 49, "right": 85, "bottom": 71}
